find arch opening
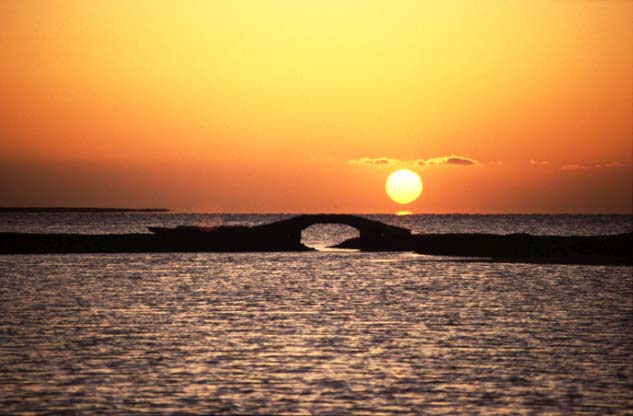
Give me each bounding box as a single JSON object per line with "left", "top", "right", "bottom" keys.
{"left": 300, "top": 223, "right": 360, "bottom": 250}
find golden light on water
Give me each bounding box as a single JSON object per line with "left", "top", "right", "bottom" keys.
{"left": 385, "top": 169, "right": 423, "bottom": 205}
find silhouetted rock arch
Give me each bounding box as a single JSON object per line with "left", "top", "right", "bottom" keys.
{"left": 252, "top": 214, "right": 411, "bottom": 246}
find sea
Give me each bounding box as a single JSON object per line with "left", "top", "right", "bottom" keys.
{"left": 1, "top": 213, "right": 632, "bottom": 415}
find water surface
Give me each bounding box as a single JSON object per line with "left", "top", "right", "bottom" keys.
{"left": 0, "top": 214, "right": 632, "bottom": 414}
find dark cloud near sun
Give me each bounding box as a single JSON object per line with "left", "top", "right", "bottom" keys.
{"left": 415, "top": 155, "right": 479, "bottom": 167}
{"left": 349, "top": 155, "right": 481, "bottom": 167}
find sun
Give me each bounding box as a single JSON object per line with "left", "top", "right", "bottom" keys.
{"left": 385, "top": 169, "right": 423, "bottom": 205}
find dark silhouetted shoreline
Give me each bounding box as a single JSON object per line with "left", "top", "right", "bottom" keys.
{"left": 335, "top": 232, "right": 632, "bottom": 266}
{"left": 0, "top": 214, "right": 630, "bottom": 265}
{"left": 0, "top": 207, "right": 169, "bottom": 213}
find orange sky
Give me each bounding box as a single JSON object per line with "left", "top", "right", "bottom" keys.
{"left": 1, "top": 0, "right": 631, "bottom": 213}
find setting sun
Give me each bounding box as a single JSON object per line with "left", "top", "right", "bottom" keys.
{"left": 0, "top": 1, "right": 630, "bottom": 213}
{"left": 385, "top": 169, "right": 423, "bottom": 205}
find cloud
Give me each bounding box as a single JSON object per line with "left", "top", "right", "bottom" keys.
{"left": 348, "top": 157, "right": 397, "bottom": 165}
{"left": 349, "top": 154, "right": 482, "bottom": 168}
{"left": 561, "top": 161, "right": 625, "bottom": 171}
{"left": 416, "top": 155, "right": 479, "bottom": 167}
{"left": 529, "top": 159, "right": 550, "bottom": 165}
{"left": 350, "top": 156, "right": 626, "bottom": 171}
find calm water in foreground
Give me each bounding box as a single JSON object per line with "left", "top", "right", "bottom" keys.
{"left": 1, "top": 214, "right": 632, "bottom": 414}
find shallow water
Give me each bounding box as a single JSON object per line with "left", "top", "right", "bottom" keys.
{"left": 1, "top": 250, "right": 632, "bottom": 414}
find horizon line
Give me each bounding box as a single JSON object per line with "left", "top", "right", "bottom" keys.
{"left": 1, "top": 207, "right": 631, "bottom": 215}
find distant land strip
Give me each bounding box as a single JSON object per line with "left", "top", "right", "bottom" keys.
{"left": 0, "top": 214, "right": 630, "bottom": 265}
{"left": 0, "top": 207, "right": 169, "bottom": 213}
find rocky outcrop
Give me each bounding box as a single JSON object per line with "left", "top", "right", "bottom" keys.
{"left": 334, "top": 232, "right": 633, "bottom": 265}
{"left": 0, "top": 214, "right": 630, "bottom": 265}
{"left": 0, "top": 215, "right": 410, "bottom": 254}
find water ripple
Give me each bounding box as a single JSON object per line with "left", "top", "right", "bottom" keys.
{"left": 1, "top": 252, "right": 632, "bottom": 414}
